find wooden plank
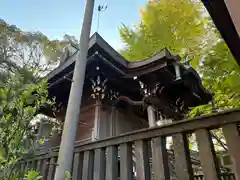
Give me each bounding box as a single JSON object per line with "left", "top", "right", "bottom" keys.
{"left": 75, "top": 110, "right": 240, "bottom": 152}
{"left": 195, "top": 129, "right": 221, "bottom": 180}
{"left": 20, "top": 162, "right": 25, "bottom": 174}
{"left": 151, "top": 137, "right": 170, "bottom": 180}
{"left": 25, "top": 161, "right": 29, "bottom": 172}
{"left": 27, "top": 161, "right": 33, "bottom": 170}
{"left": 72, "top": 152, "right": 83, "bottom": 180}
{"left": 36, "top": 160, "right": 42, "bottom": 172}
{"left": 172, "top": 133, "right": 193, "bottom": 180}
{"left": 120, "top": 143, "right": 133, "bottom": 180}
{"left": 41, "top": 159, "right": 49, "bottom": 180}
{"left": 222, "top": 123, "right": 240, "bottom": 180}
{"left": 82, "top": 150, "right": 94, "bottom": 180}
{"left": 106, "top": 145, "right": 118, "bottom": 180}
{"left": 93, "top": 148, "right": 106, "bottom": 180}
{"left": 31, "top": 160, "right": 37, "bottom": 170}
{"left": 47, "top": 157, "right": 56, "bottom": 180}
{"left": 134, "top": 140, "right": 151, "bottom": 180}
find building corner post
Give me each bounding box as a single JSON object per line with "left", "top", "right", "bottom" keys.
{"left": 147, "top": 105, "right": 156, "bottom": 127}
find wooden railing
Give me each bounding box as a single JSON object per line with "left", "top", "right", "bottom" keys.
{"left": 194, "top": 173, "right": 235, "bottom": 180}
{"left": 20, "top": 109, "right": 240, "bottom": 180}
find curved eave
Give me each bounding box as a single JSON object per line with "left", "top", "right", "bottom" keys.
{"left": 181, "top": 64, "right": 213, "bottom": 105}
{"left": 47, "top": 33, "right": 179, "bottom": 83}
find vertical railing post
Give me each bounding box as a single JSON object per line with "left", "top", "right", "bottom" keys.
{"left": 196, "top": 129, "right": 221, "bottom": 180}
{"left": 82, "top": 151, "right": 94, "bottom": 180}
{"left": 151, "top": 137, "right": 170, "bottom": 180}
{"left": 135, "top": 140, "right": 151, "bottom": 180}
{"left": 93, "top": 148, "right": 106, "bottom": 180}
{"left": 172, "top": 133, "right": 193, "bottom": 180}
{"left": 106, "top": 146, "right": 118, "bottom": 180}
{"left": 120, "top": 143, "right": 133, "bottom": 180}
{"left": 223, "top": 123, "right": 240, "bottom": 180}
{"left": 72, "top": 152, "right": 83, "bottom": 180}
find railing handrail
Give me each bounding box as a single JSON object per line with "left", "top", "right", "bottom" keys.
{"left": 19, "top": 108, "right": 240, "bottom": 180}
{"left": 23, "top": 108, "right": 240, "bottom": 160}
{"left": 74, "top": 108, "right": 240, "bottom": 152}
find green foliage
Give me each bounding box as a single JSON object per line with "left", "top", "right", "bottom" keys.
{"left": 65, "top": 171, "right": 71, "bottom": 180}
{"left": 0, "top": 19, "right": 72, "bottom": 84}
{"left": 0, "top": 73, "right": 51, "bottom": 179}
{"left": 119, "top": 0, "right": 208, "bottom": 62}
{"left": 23, "top": 170, "right": 42, "bottom": 180}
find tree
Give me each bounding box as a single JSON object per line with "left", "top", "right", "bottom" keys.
{"left": 119, "top": 0, "right": 210, "bottom": 64}
{"left": 0, "top": 19, "right": 71, "bottom": 84}
{"left": 0, "top": 73, "right": 52, "bottom": 179}
{"left": 0, "top": 19, "right": 68, "bottom": 179}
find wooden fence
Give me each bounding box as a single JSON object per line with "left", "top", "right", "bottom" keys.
{"left": 20, "top": 109, "right": 240, "bottom": 180}
{"left": 194, "top": 173, "right": 235, "bottom": 180}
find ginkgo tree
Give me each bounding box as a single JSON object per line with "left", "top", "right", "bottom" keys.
{"left": 119, "top": 0, "right": 210, "bottom": 63}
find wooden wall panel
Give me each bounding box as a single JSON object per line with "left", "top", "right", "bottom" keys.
{"left": 76, "top": 106, "right": 95, "bottom": 141}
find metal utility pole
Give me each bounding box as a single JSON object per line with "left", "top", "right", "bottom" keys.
{"left": 54, "top": 0, "right": 95, "bottom": 179}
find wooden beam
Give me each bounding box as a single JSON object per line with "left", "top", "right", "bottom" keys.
{"left": 202, "top": 0, "right": 240, "bottom": 65}
{"left": 224, "top": 0, "right": 240, "bottom": 37}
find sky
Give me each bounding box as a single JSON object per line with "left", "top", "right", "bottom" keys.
{"left": 1, "top": 0, "right": 147, "bottom": 50}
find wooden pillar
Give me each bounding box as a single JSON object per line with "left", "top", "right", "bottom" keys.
{"left": 120, "top": 143, "right": 133, "bottom": 180}
{"left": 147, "top": 105, "right": 156, "bottom": 127}
{"left": 222, "top": 124, "right": 240, "bottom": 180}
{"left": 151, "top": 137, "right": 170, "bottom": 180}
{"left": 106, "top": 146, "right": 118, "bottom": 180}
{"left": 92, "top": 100, "right": 101, "bottom": 141}
{"left": 110, "top": 106, "right": 116, "bottom": 137}
{"left": 195, "top": 129, "right": 221, "bottom": 180}
{"left": 224, "top": 0, "right": 240, "bottom": 37}
{"left": 47, "top": 157, "right": 56, "bottom": 180}
{"left": 82, "top": 151, "right": 94, "bottom": 180}
{"left": 135, "top": 140, "right": 151, "bottom": 180}
{"left": 172, "top": 133, "right": 193, "bottom": 180}
{"left": 93, "top": 148, "right": 106, "bottom": 180}
{"left": 72, "top": 152, "right": 83, "bottom": 180}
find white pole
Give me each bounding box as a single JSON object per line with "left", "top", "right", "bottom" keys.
{"left": 54, "top": 0, "right": 95, "bottom": 179}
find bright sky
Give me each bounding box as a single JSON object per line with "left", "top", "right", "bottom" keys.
{"left": 1, "top": 0, "right": 147, "bottom": 50}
